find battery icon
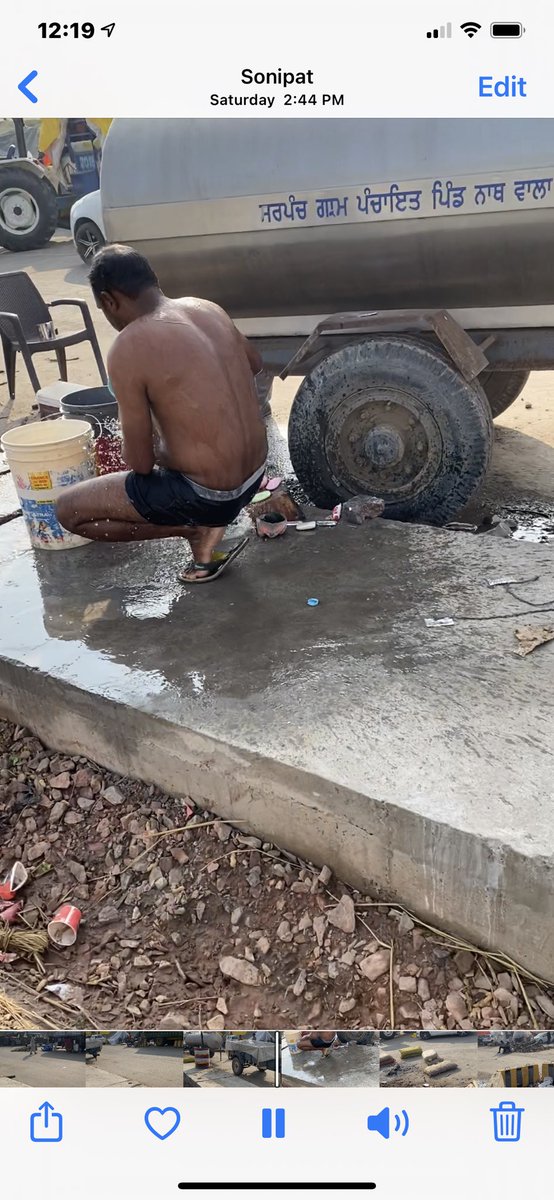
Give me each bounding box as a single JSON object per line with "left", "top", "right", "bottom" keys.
{"left": 490, "top": 22, "right": 525, "bottom": 37}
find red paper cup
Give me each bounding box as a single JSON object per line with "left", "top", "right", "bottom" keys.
{"left": 48, "top": 903, "right": 82, "bottom": 947}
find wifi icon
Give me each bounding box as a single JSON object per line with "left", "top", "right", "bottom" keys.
{"left": 367, "top": 1106, "right": 410, "bottom": 1140}
{"left": 461, "top": 21, "right": 482, "bottom": 37}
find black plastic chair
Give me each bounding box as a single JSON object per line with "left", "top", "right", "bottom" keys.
{"left": 0, "top": 270, "right": 107, "bottom": 402}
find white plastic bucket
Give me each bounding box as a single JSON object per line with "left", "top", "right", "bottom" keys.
{"left": 0, "top": 418, "right": 95, "bottom": 550}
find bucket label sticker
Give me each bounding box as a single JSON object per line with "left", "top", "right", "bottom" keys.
{"left": 55, "top": 464, "right": 92, "bottom": 488}
{"left": 20, "top": 497, "right": 66, "bottom": 544}
{"left": 29, "top": 471, "right": 53, "bottom": 490}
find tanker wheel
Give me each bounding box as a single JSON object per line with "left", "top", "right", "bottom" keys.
{"left": 288, "top": 336, "right": 493, "bottom": 524}
{"left": 479, "top": 368, "right": 530, "bottom": 419}
{"left": 231, "top": 1056, "right": 244, "bottom": 1075}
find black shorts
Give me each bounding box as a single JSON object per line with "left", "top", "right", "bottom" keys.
{"left": 125, "top": 467, "right": 264, "bottom": 528}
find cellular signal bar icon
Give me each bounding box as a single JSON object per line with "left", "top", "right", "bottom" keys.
{"left": 427, "top": 22, "right": 452, "bottom": 39}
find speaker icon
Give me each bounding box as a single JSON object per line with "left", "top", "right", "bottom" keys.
{"left": 367, "top": 1106, "right": 410, "bottom": 1140}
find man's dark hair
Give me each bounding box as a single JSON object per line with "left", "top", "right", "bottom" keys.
{"left": 89, "top": 244, "right": 159, "bottom": 299}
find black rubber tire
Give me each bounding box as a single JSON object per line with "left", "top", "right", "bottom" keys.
{"left": 288, "top": 336, "right": 493, "bottom": 524}
{"left": 231, "top": 1056, "right": 244, "bottom": 1076}
{"left": 479, "top": 368, "right": 530, "bottom": 419}
{"left": 419, "top": 1032, "right": 431, "bottom": 1040}
{"left": 74, "top": 218, "right": 105, "bottom": 263}
{"left": 0, "top": 167, "right": 58, "bottom": 251}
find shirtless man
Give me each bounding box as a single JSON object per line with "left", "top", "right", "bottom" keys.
{"left": 56, "top": 244, "right": 268, "bottom": 582}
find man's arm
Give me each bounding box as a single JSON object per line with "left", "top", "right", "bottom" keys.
{"left": 108, "top": 342, "right": 155, "bottom": 475}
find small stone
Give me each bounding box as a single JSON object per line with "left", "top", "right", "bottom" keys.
{"left": 216, "top": 996, "right": 228, "bottom": 1015}
{"left": 399, "top": 1002, "right": 420, "bottom": 1020}
{"left": 247, "top": 867, "right": 261, "bottom": 887}
{"left": 454, "top": 950, "right": 474, "bottom": 975}
{"left": 103, "top": 785, "right": 124, "bottom": 806}
{"left": 160, "top": 1011, "right": 187, "bottom": 1030}
{"left": 219, "top": 956, "right": 260, "bottom": 987}
{"left": 196, "top": 901, "right": 206, "bottom": 921}
{"left": 313, "top": 915, "right": 327, "bottom": 947}
{"left": 66, "top": 860, "right": 87, "bottom": 885}
{"left": 64, "top": 811, "right": 83, "bottom": 825}
{"left": 359, "top": 949, "right": 390, "bottom": 982}
{"left": 536, "top": 994, "right": 554, "bottom": 1020}
{"left": 206, "top": 861, "right": 219, "bottom": 874}
{"left": 26, "top": 841, "right": 50, "bottom": 862}
{"left": 256, "top": 936, "right": 270, "bottom": 955}
{"left": 339, "top": 997, "right": 357, "bottom": 1015}
{"left": 292, "top": 970, "right": 307, "bottom": 997}
{"left": 474, "top": 973, "right": 490, "bottom": 990}
{"left": 207, "top": 1014, "right": 225, "bottom": 1031}
{"left": 237, "top": 835, "right": 262, "bottom": 849}
{"left": 340, "top": 949, "right": 357, "bottom": 966}
{"left": 446, "top": 992, "right": 468, "bottom": 1024}
{"left": 327, "top": 893, "right": 356, "bottom": 935}
{"left": 231, "top": 907, "right": 243, "bottom": 926}
{"left": 98, "top": 904, "right": 119, "bottom": 924}
{"left": 171, "top": 847, "right": 189, "bottom": 865}
{"left": 216, "top": 822, "right": 232, "bottom": 842}
{"left": 496, "top": 973, "right": 514, "bottom": 993}
{"left": 412, "top": 930, "right": 425, "bottom": 952}
{"left": 49, "top": 772, "right": 72, "bottom": 790}
{"left": 417, "top": 978, "right": 431, "bottom": 1002}
{"left": 73, "top": 768, "right": 91, "bottom": 788}
{"left": 77, "top": 797, "right": 95, "bottom": 811}
{"left": 399, "top": 976, "right": 417, "bottom": 993}
{"left": 148, "top": 864, "right": 163, "bottom": 886}
{"left": 318, "top": 865, "right": 332, "bottom": 885}
{"left": 133, "top": 955, "right": 152, "bottom": 969}
{"left": 328, "top": 961, "right": 339, "bottom": 979}
{"left": 398, "top": 913, "right": 415, "bottom": 934}
{"left": 50, "top": 801, "right": 68, "bottom": 822}
{"left": 277, "top": 920, "right": 293, "bottom": 943}
{"left": 291, "top": 881, "right": 310, "bottom": 894}
{"left": 493, "top": 987, "right": 515, "bottom": 1008}
{"left": 298, "top": 914, "right": 312, "bottom": 932}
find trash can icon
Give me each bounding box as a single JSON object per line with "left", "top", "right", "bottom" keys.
{"left": 491, "top": 1100, "right": 525, "bottom": 1142}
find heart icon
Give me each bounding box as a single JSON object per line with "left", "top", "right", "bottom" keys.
{"left": 144, "top": 1106, "right": 181, "bottom": 1141}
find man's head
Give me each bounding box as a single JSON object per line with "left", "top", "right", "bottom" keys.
{"left": 89, "top": 244, "right": 161, "bottom": 330}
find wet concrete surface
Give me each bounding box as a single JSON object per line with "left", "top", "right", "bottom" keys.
{"left": 1, "top": 506, "right": 554, "bottom": 979}
{"left": 281, "top": 1041, "right": 379, "bottom": 1087}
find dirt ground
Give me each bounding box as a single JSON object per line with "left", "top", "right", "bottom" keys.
{"left": 2, "top": 720, "right": 554, "bottom": 1033}
{"left": 380, "top": 1033, "right": 479, "bottom": 1088}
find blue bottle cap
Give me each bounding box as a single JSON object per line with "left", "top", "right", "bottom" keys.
{"left": 307, "top": 598, "right": 319, "bottom": 606}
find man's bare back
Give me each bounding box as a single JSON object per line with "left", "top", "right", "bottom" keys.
{"left": 108, "top": 296, "right": 267, "bottom": 490}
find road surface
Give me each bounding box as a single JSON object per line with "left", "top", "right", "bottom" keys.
{"left": 86, "top": 1044, "right": 183, "bottom": 1088}
{"left": 0, "top": 1046, "right": 85, "bottom": 1087}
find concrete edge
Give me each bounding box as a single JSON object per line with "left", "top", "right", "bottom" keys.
{"left": 1, "top": 654, "right": 553, "bottom": 983}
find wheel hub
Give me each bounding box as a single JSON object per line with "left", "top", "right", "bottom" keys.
{"left": 325, "top": 386, "right": 440, "bottom": 501}
{"left": 0, "top": 188, "right": 40, "bottom": 234}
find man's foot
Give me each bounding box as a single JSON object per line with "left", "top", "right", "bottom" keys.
{"left": 178, "top": 537, "right": 249, "bottom": 584}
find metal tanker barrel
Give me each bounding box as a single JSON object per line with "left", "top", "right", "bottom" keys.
{"left": 101, "top": 117, "right": 554, "bottom": 316}
{"left": 100, "top": 118, "right": 554, "bottom": 522}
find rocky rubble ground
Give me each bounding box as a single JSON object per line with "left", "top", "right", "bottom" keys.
{"left": 1, "top": 720, "right": 553, "bottom": 1031}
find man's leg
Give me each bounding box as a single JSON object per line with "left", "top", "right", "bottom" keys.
{"left": 56, "top": 473, "right": 228, "bottom": 570}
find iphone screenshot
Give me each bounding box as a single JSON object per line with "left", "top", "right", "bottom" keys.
{"left": 0, "top": 2, "right": 552, "bottom": 1197}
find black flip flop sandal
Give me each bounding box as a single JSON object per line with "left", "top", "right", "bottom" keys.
{"left": 178, "top": 536, "right": 249, "bottom": 584}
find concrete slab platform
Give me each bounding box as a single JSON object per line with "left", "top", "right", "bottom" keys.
{"left": 0, "top": 515, "right": 553, "bottom": 979}
{"left": 281, "top": 1042, "right": 379, "bottom": 1087}
{"left": 183, "top": 1063, "right": 259, "bottom": 1088}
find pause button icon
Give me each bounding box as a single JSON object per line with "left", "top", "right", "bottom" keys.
{"left": 262, "top": 1108, "right": 286, "bottom": 1139}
